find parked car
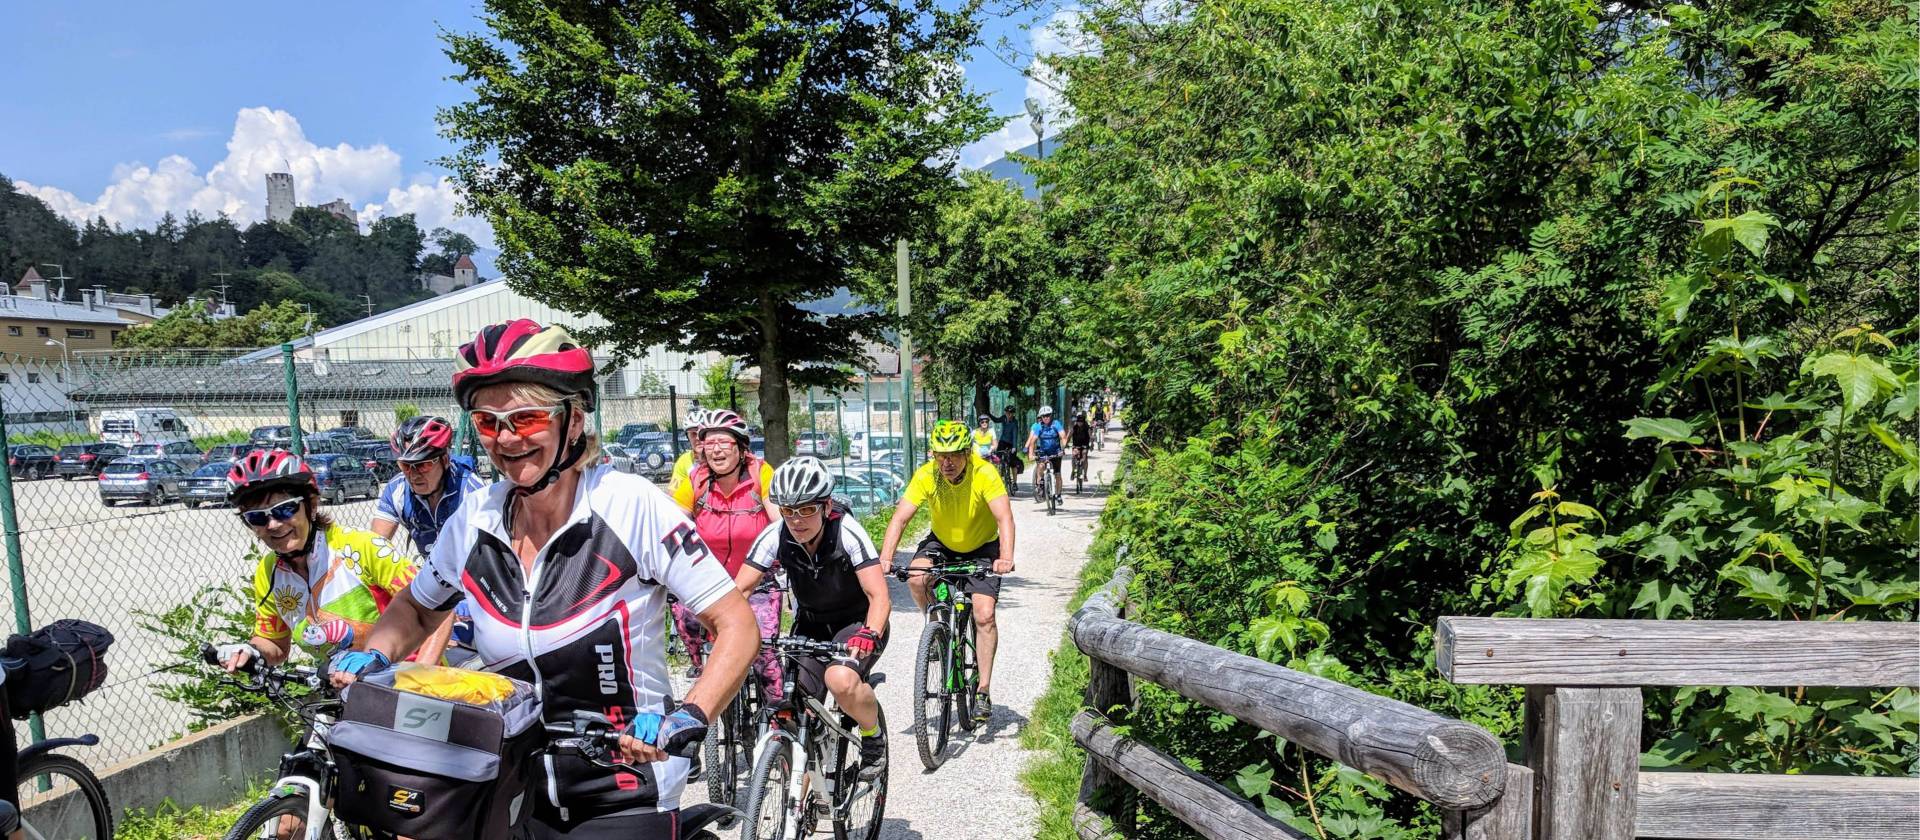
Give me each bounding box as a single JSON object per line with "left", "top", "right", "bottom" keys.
{"left": 847, "top": 433, "right": 905, "bottom": 461}
{"left": 628, "top": 438, "right": 677, "bottom": 482}
{"left": 99, "top": 408, "right": 190, "bottom": 446}
{"left": 55, "top": 443, "right": 126, "bottom": 480}
{"left": 793, "top": 432, "right": 840, "bottom": 458}
{"left": 349, "top": 442, "right": 399, "bottom": 482}
{"left": 333, "top": 425, "right": 380, "bottom": 442}
{"left": 98, "top": 459, "right": 187, "bottom": 507}
{"left": 202, "top": 442, "right": 263, "bottom": 466}
{"left": 298, "top": 434, "right": 351, "bottom": 456}
{"left": 125, "top": 441, "right": 204, "bottom": 472}
{"left": 249, "top": 425, "right": 294, "bottom": 447}
{"left": 6, "top": 445, "right": 57, "bottom": 480}
{"left": 830, "top": 462, "right": 906, "bottom": 497}
{"left": 749, "top": 436, "right": 767, "bottom": 459}
{"left": 830, "top": 468, "right": 902, "bottom": 505}
{"left": 181, "top": 463, "right": 233, "bottom": 509}
{"left": 305, "top": 454, "right": 379, "bottom": 503}
{"left": 616, "top": 422, "right": 666, "bottom": 444}
{"left": 600, "top": 444, "right": 636, "bottom": 474}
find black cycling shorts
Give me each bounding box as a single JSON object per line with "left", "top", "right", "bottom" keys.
{"left": 913, "top": 534, "right": 1003, "bottom": 599}
{"left": 790, "top": 615, "right": 889, "bottom": 702}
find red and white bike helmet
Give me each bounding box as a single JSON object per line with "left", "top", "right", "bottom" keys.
{"left": 701, "top": 409, "right": 751, "bottom": 446}
{"left": 391, "top": 415, "right": 455, "bottom": 462}
{"left": 226, "top": 448, "right": 316, "bottom": 505}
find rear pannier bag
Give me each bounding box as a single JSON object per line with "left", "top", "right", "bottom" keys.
{"left": 2, "top": 619, "right": 113, "bottom": 718}
{"left": 331, "top": 667, "right": 543, "bottom": 840}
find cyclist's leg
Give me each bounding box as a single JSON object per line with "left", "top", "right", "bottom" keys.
{"left": 747, "top": 588, "right": 785, "bottom": 702}
{"left": 819, "top": 621, "right": 887, "bottom": 734}
{"left": 959, "top": 541, "right": 1004, "bottom": 696}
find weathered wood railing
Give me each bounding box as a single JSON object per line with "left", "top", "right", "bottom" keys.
{"left": 1070, "top": 567, "right": 1526, "bottom": 840}
{"left": 1437, "top": 617, "right": 1920, "bottom": 840}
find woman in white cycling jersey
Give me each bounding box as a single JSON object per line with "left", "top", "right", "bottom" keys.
{"left": 333, "top": 319, "right": 759, "bottom": 839}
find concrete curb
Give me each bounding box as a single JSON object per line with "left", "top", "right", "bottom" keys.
{"left": 25, "top": 714, "right": 289, "bottom": 832}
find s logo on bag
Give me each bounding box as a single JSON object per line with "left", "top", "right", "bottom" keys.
{"left": 388, "top": 786, "right": 424, "bottom": 815}
{"left": 393, "top": 694, "right": 455, "bottom": 741}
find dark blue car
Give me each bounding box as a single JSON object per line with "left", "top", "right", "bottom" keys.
{"left": 305, "top": 454, "right": 379, "bottom": 504}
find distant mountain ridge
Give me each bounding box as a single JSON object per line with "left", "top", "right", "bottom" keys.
{"left": 978, "top": 141, "right": 1042, "bottom": 198}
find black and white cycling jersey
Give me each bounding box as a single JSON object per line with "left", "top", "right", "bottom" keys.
{"left": 411, "top": 464, "right": 734, "bottom": 823}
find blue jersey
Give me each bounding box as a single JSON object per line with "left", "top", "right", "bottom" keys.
{"left": 1031, "top": 420, "right": 1066, "bottom": 456}
{"left": 373, "top": 459, "right": 486, "bottom": 557}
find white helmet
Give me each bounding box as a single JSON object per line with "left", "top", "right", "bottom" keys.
{"left": 1039, "top": 404, "right": 1055, "bottom": 417}
{"left": 769, "top": 456, "right": 835, "bottom": 507}
{"left": 684, "top": 408, "right": 709, "bottom": 430}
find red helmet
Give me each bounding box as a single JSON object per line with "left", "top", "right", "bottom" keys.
{"left": 701, "top": 409, "right": 751, "bottom": 446}
{"left": 227, "top": 449, "right": 316, "bottom": 504}
{"left": 452, "top": 319, "right": 597, "bottom": 411}
{"left": 391, "top": 415, "right": 455, "bottom": 461}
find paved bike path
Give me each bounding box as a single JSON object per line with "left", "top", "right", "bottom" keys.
{"left": 681, "top": 437, "right": 1121, "bottom": 839}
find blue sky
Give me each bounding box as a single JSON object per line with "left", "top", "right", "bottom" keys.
{"left": 0, "top": 1, "right": 1073, "bottom": 254}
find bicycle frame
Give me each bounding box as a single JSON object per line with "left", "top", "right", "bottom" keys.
{"left": 757, "top": 662, "right": 871, "bottom": 836}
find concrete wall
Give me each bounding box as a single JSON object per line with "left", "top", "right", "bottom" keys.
{"left": 21, "top": 714, "right": 288, "bottom": 835}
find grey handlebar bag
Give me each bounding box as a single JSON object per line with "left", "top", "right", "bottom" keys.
{"left": 330, "top": 669, "right": 543, "bottom": 840}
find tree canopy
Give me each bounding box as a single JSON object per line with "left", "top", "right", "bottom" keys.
{"left": 439, "top": 0, "right": 995, "bottom": 458}
{"left": 116, "top": 298, "right": 315, "bottom": 349}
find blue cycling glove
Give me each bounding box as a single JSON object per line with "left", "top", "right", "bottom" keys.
{"left": 629, "top": 705, "right": 708, "bottom": 756}
{"left": 330, "top": 648, "right": 391, "bottom": 678}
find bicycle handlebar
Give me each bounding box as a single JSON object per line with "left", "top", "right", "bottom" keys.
{"left": 889, "top": 565, "right": 1004, "bottom": 581}
{"left": 543, "top": 709, "right": 703, "bottom": 762}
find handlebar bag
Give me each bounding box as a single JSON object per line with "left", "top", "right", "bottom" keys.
{"left": 331, "top": 666, "right": 542, "bottom": 840}
{"left": 1, "top": 619, "right": 113, "bottom": 718}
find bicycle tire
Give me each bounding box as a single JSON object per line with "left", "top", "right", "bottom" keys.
{"left": 223, "top": 788, "right": 312, "bottom": 840}
{"left": 912, "top": 621, "right": 954, "bottom": 771}
{"left": 832, "top": 706, "right": 889, "bottom": 840}
{"left": 16, "top": 752, "right": 111, "bottom": 840}
{"left": 1046, "top": 467, "right": 1057, "bottom": 515}
{"left": 742, "top": 730, "right": 796, "bottom": 840}
{"left": 708, "top": 675, "right": 759, "bottom": 806}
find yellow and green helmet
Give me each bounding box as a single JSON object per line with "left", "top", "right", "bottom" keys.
{"left": 928, "top": 420, "right": 972, "bottom": 453}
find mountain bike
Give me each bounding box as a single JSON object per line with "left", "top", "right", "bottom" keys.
{"left": 7, "top": 724, "right": 112, "bottom": 840}
{"left": 707, "top": 652, "right": 772, "bottom": 808}
{"left": 988, "top": 448, "right": 1018, "bottom": 495}
{"left": 741, "top": 637, "right": 888, "bottom": 840}
{"left": 1032, "top": 453, "right": 1061, "bottom": 515}
{"left": 1071, "top": 446, "right": 1089, "bottom": 494}
{"left": 204, "top": 644, "right": 363, "bottom": 840}
{"left": 892, "top": 561, "right": 999, "bottom": 771}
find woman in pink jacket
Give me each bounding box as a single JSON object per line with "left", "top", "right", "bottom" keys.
{"left": 672, "top": 409, "right": 781, "bottom": 697}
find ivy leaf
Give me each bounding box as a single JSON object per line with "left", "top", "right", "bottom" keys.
{"left": 1719, "top": 565, "right": 1791, "bottom": 609}
{"left": 1631, "top": 579, "right": 1696, "bottom": 619}
{"left": 1233, "top": 762, "right": 1275, "bottom": 799}
{"left": 1800, "top": 491, "right": 1881, "bottom": 532}
{"left": 1660, "top": 271, "right": 1710, "bottom": 324}
{"left": 1806, "top": 352, "right": 1898, "bottom": 412}
{"left": 1624, "top": 417, "right": 1702, "bottom": 444}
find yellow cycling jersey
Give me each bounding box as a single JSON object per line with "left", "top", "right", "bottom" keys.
{"left": 251, "top": 524, "right": 417, "bottom": 655}
{"left": 971, "top": 428, "right": 996, "bottom": 457}
{"left": 667, "top": 449, "right": 698, "bottom": 497}
{"left": 904, "top": 454, "right": 1008, "bottom": 553}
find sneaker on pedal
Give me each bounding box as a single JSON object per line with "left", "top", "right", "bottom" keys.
{"left": 858, "top": 731, "right": 888, "bottom": 780}
{"left": 974, "top": 692, "right": 992, "bottom": 725}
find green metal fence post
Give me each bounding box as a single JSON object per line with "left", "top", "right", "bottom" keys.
{"left": 0, "top": 391, "right": 46, "bottom": 744}
{"left": 668, "top": 386, "right": 681, "bottom": 458}
{"left": 282, "top": 343, "right": 304, "bottom": 456}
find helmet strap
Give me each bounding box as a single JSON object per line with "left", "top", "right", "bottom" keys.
{"left": 507, "top": 399, "right": 589, "bottom": 507}
{"left": 274, "top": 497, "right": 322, "bottom": 562}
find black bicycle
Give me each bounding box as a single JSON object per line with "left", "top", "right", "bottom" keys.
{"left": 1071, "top": 446, "right": 1089, "bottom": 494}
{"left": 1032, "top": 453, "right": 1062, "bottom": 515}
{"left": 706, "top": 648, "right": 772, "bottom": 808}
{"left": 8, "top": 723, "right": 112, "bottom": 840}
{"left": 892, "top": 561, "right": 999, "bottom": 771}
{"left": 741, "top": 636, "right": 888, "bottom": 840}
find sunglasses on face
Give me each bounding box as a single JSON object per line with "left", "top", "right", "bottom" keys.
{"left": 780, "top": 503, "right": 824, "bottom": 519}
{"left": 469, "top": 405, "right": 563, "bottom": 438}
{"left": 238, "top": 499, "right": 303, "bottom": 528}
{"left": 399, "top": 459, "right": 439, "bottom": 474}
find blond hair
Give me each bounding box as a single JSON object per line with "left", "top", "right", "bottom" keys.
{"left": 496, "top": 381, "right": 602, "bottom": 471}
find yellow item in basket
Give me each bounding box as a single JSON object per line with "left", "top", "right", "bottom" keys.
{"left": 391, "top": 664, "right": 519, "bottom": 706}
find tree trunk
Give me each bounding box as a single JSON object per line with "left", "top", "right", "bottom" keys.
{"left": 974, "top": 384, "right": 992, "bottom": 420}
{"left": 757, "top": 291, "right": 791, "bottom": 463}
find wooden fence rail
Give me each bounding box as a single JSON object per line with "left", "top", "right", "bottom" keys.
{"left": 1437, "top": 616, "right": 1920, "bottom": 840}
{"left": 1069, "top": 566, "right": 1523, "bottom": 840}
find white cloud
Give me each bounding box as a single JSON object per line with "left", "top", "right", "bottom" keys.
{"left": 959, "top": 7, "right": 1095, "bottom": 170}
{"left": 13, "top": 107, "right": 489, "bottom": 248}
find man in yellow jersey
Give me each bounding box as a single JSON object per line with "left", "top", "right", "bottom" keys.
{"left": 667, "top": 408, "right": 708, "bottom": 495}
{"left": 877, "top": 419, "right": 1015, "bottom": 723}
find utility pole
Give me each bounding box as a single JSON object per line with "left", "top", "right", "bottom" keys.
{"left": 39, "top": 264, "right": 72, "bottom": 301}
{"left": 896, "top": 239, "right": 915, "bottom": 469}
{"left": 358, "top": 295, "right": 374, "bottom": 319}
{"left": 1024, "top": 98, "right": 1047, "bottom": 208}
{"left": 211, "top": 272, "right": 232, "bottom": 313}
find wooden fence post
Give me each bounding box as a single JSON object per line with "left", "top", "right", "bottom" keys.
{"left": 1526, "top": 686, "right": 1640, "bottom": 840}
{"left": 1444, "top": 764, "right": 1533, "bottom": 840}
{"left": 1077, "top": 566, "right": 1136, "bottom": 839}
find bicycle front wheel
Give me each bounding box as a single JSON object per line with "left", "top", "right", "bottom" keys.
{"left": 832, "top": 706, "right": 888, "bottom": 840}
{"left": 742, "top": 730, "right": 796, "bottom": 840}
{"left": 913, "top": 621, "right": 954, "bottom": 771}
{"left": 16, "top": 752, "right": 111, "bottom": 840}
{"left": 955, "top": 609, "right": 981, "bottom": 732}
{"left": 708, "top": 678, "right": 759, "bottom": 807}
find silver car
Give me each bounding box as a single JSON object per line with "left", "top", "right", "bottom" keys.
{"left": 99, "top": 459, "right": 187, "bottom": 507}
{"left": 601, "top": 444, "right": 637, "bottom": 474}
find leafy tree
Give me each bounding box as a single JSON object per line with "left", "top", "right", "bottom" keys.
{"left": 0, "top": 175, "right": 79, "bottom": 281}
{"left": 117, "top": 299, "right": 315, "bottom": 349}
{"left": 439, "top": 0, "right": 995, "bottom": 459}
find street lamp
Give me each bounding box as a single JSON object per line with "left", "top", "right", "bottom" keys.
{"left": 44, "top": 339, "right": 72, "bottom": 429}
{"left": 1025, "top": 97, "right": 1047, "bottom": 206}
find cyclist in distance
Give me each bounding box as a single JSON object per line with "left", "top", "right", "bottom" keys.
{"left": 1069, "top": 412, "right": 1093, "bottom": 477}
{"left": 994, "top": 404, "right": 1023, "bottom": 491}
{"left": 370, "top": 415, "right": 483, "bottom": 661}
{"left": 215, "top": 449, "right": 450, "bottom": 672}
{"left": 666, "top": 407, "right": 709, "bottom": 499}
{"left": 1024, "top": 405, "right": 1067, "bottom": 503}
{"left": 332, "top": 319, "right": 759, "bottom": 839}
{"left": 737, "top": 457, "right": 892, "bottom": 777}
{"left": 673, "top": 409, "right": 781, "bottom": 693}
{"left": 972, "top": 414, "right": 997, "bottom": 459}
{"left": 876, "top": 420, "right": 1016, "bottom": 723}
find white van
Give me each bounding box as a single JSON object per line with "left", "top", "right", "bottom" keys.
{"left": 98, "top": 409, "right": 191, "bottom": 446}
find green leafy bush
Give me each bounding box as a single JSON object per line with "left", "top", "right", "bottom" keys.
{"left": 135, "top": 580, "right": 304, "bottom": 732}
